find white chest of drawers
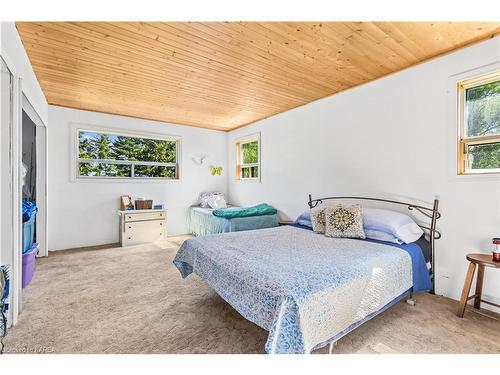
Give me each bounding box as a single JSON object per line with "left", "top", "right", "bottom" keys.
{"left": 118, "top": 209, "right": 167, "bottom": 247}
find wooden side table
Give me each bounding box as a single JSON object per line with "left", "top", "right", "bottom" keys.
{"left": 457, "top": 253, "right": 500, "bottom": 318}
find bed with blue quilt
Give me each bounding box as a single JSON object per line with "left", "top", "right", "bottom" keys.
{"left": 187, "top": 205, "right": 279, "bottom": 236}
{"left": 175, "top": 196, "right": 441, "bottom": 354}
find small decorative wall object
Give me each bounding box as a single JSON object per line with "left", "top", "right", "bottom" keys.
{"left": 210, "top": 165, "right": 223, "bottom": 176}
{"left": 192, "top": 155, "right": 207, "bottom": 165}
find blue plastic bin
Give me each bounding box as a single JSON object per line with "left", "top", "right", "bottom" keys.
{"left": 23, "top": 213, "right": 36, "bottom": 253}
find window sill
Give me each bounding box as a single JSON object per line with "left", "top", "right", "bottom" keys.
{"left": 235, "top": 178, "right": 261, "bottom": 183}
{"left": 72, "top": 176, "right": 182, "bottom": 183}
{"left": 455, "top": 172, "right": 500, "bottom": 181}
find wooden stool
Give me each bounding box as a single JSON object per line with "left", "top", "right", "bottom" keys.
{"left": 457, "top": 253, "right": 500, "bottom": 318}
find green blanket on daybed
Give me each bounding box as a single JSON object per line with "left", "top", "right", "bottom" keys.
{"left": 212, "top": 203, "right": 277, "bottom": 219}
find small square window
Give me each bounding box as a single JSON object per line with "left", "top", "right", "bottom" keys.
{"left": 458, "top": 72, "right": 500, "bottom": 174}
{"left": 236, "top": 135, "right": 260, "bottom": 181}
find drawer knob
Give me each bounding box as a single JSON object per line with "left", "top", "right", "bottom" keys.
{"left": 128, "top": 237, "right": 131, "bottom": 240}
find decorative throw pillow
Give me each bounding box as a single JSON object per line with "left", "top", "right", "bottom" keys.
{"left": 310, "top": 208, "right": 326, "bottom": 233}
{"left": 207, "top": 195, "right": 227, "bottom": 209}
{"left": 325, "top": 204, "right": 366, "bottom": 239}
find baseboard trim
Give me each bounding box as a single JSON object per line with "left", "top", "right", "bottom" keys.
{"left": 49, "top": 243, "right": 120, "bottom": 254}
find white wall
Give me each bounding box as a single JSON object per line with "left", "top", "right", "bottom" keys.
{"left": 0, "top": 23, "right": 48, "bottom": 125}
{"left": 48, "top": 106, "right": 227, "bottom": 250}
{"left": 227, "top": 36, "right": 500, "bottom": 309}
{"left": 1, "top": 22, "right": 48, "bottom": 325}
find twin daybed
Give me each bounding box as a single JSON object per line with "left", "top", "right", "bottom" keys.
{"left": 187, "top": 205, "right": 279, "bottom": 236}
{"left": 174, "top": 195, "right": 441, "bottom": 354}
{"left": 187, "top": 193, "right": 279, "bottom": 236}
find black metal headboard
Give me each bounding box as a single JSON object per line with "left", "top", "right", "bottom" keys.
{"left": 307, "top": 194, "right": 442, "bottom": 293}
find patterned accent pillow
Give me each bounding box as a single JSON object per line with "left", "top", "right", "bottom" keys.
{"left": 310, "top": 208, "right": 326, "bottom": 233}
{"left": 199, "top": 192, "right": 225, "bottom": 208}
{"left": 325, "top": 204, "right": 366, "bottom": 239}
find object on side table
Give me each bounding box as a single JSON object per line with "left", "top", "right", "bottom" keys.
{"left": 135, "top": 199, "right": 153, "bottom": 210}
{"left": 457, "top": 253, "right": 500, "bottom": 319}
{"left": 492, "top": 238, "right": 500, "bottom": 262}
{"left": 153, "top": 204, "right": 165, "bottom": 210}
{"left": 120, "top": 195, "right": 134, "bottom": 211}
{"left": 118, "top": 209, "right": 167, "bottom": 247}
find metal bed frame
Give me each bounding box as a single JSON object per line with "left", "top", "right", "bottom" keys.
{"left": 307, "top": 195, "right": 442, "bottom": 294}
{"left": 307, "top": 195, "right": 442, "bottom": 354}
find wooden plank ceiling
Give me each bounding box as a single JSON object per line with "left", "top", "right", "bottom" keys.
{"left": 16, "top": 22, "right": 500, "bottom": 131}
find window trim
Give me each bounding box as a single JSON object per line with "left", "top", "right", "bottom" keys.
{"left": 74, "top": 127, "right": 181, "bottom": 181}
{"left": 235, "top": 133, "right": 261, "bottom": 181}
{"left": 457, "top": 71, "right": 500, "bottom": 175}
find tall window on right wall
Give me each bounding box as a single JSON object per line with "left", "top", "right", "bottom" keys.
{"left": 236, "top": 134, "right": 260, "bottom": 181}
{"left": 458, "top": 72, "right": 500, "bottom": 174}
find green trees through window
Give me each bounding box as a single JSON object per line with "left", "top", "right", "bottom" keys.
{"left": 463, "top": 79, "right": 500, "bottom": 171}
{"left": 239, "top": 139, "right": 259, "bottom": 179}
{"left": 78, "top": 131, "right": 178, "bottom": 178}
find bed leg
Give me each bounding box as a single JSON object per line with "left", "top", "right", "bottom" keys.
{"left": 406, "top": 292, "right": 415, "bottom": 306}
{"left": 328, "top": 340, "right": 338, "bottom": 354}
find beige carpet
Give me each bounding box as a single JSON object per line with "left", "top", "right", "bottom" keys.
{"left": 4, "top": 236, "right": 500, "bottom": 354}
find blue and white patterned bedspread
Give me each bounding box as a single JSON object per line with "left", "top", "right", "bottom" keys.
{"left": 173, "top": 226, "right": 416, "bottom": 354}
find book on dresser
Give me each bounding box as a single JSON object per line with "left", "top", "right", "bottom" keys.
{"left": 118, "top": 209, "right": 167, "bottom": 247}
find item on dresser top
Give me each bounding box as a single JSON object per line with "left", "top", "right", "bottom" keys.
{"left": 212, "top": 203, "right": 277, "bottom": 219}
{"left": 120, "top": 195, "right": 134, "bottom": 211}
{"left": 199, "top": 192, "right": 225, "bottom": 208}
{"left": 135, "top": 199, "right": 153, "bottom": 210}
{"left": 153, "top": 204, "right": 165, "bottom": 210}
{"left": 324, "top": 204, "right": 365, "bottom": 239}
{"left": 362, "top": 207, "right": 423, "bottom": 244}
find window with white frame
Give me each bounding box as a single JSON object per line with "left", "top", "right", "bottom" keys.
{"left": 236, "top": 135, "right": 260, "bottom": 180}
{"left": 76, "top": 129, "right": 180, "bottom": 179}
{"left": 458, "top": 72, "right": 500, "bottom": 174}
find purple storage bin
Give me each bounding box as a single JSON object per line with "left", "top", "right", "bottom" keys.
{"left": 22, "top": 243, "right": 39, "bottom": 288}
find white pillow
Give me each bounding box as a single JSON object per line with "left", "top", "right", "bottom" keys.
{"left": 364, "top": 229, "right": 402, "bottom": 244}
{"left": 362, "top": 207, "right": 423, "bottom": 244}
{"left": 207, "top": 195, "right": 227, "bottom": 209}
